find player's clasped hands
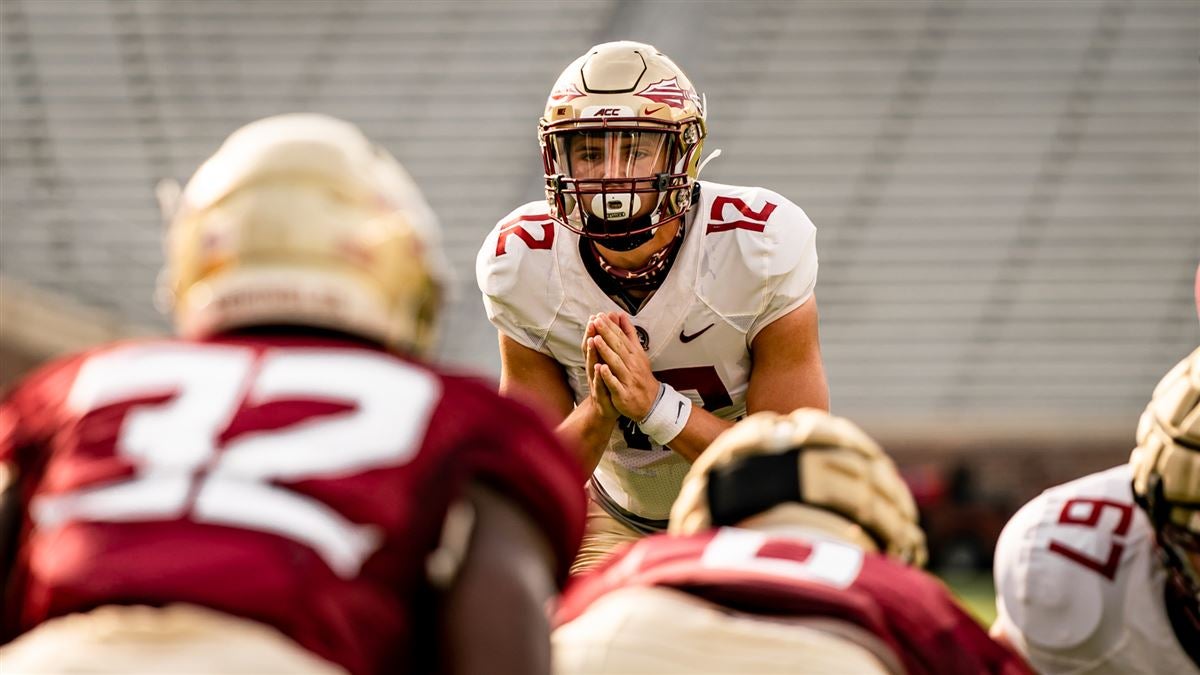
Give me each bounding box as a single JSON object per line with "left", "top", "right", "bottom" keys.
{"left": 582, "top": 315, "right": 619, "bottom": 420}
{"left": 585, "top": 312, "right": 659, "bottom": 422}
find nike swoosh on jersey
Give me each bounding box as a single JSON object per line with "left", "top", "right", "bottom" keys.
{"left": 679, "top": 323, "right": 715, "bottom": 343}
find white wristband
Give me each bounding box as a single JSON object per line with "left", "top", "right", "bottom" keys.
{"left": 637, "top": 383, "right": 692, "bottom": 446}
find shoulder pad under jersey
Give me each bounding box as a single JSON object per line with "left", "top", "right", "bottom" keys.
{"left": 475, "top": 202, "right": 565, "bottom": 352}
{"left": 993, "top": 465, "right": 1150, "bottom": 652}
{"left": 694, "top": 182, "right": 818, "bottom": 339}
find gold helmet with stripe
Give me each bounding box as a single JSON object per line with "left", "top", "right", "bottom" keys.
{"left": 160, "top": 113, "right": 446, "bottom": 354}
{"left": 1131, "top": 346, "right": 1200, "bottom": 608}
{"left": 539, "top": 41, "right": 707, "bottom": 254}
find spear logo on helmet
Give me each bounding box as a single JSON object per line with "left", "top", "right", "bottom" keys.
{"left": 634, "top": 77, "right": 697, "bottom": 109}
{"left": 548, "top": 83, "right": 586, "bottom": 104}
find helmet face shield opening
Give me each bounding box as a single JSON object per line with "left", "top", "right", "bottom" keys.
{"left": 543, "top": 124, "right": 692, "bottom": 244}
{"left": 538, "top": 42, "right": 709, "bottom": 249}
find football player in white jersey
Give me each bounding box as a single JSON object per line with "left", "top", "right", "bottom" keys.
{"left": 476, "top": 41, "right": 829, "bottom": 571}
{"left": 991, "top": 346, "right": 1200, "bottom": 674}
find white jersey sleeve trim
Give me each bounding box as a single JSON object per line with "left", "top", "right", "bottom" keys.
{"left": 993, "top": 464, "right": 1159, "bottom": 674}
{"left": 746, "top": 215, "right": 818, "bottom": 345}
{"left": 994, "top": 489, "right": 1106, "bottom": 652}
{"left": 475, "top": 202, "right": 564, "bottom": 355}
{"left": 694, "top": 183, "right": 819, "bottom": 344}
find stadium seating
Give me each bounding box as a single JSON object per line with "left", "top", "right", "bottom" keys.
{"left": 1, "top": 0, "right": 1195, "bottom": 468}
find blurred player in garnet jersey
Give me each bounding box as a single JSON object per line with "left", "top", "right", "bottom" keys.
{"left": 477, "top": 41, "right": 828, "bottom": 573}
{"left": 552, "top": 409, "right": 1031, "bottom": 674}
{"left": 0, "top": 114, "right": 586, "bottom": 675}
{"left": 991, "top": 346, "right": 1200, "bottom": 674}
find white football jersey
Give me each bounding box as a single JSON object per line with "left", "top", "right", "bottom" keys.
{"left": 993, "top": 464, "right": 1199, "bottom": 675}
{"left": 476, "top": 181, "right": 818, "bottom": 526}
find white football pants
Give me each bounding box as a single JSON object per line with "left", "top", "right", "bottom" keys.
{"left": 570, "top": 497, "right": 646, "bottom": 575}
{"left": 554, "top": 586, "right": 900, "bottom": 675}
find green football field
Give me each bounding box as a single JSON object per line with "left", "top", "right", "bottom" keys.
{"left": 940, "top": 570, "right": 997, "bottom": 627}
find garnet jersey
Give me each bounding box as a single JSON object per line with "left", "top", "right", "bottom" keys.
{"left": 993, "top": 465, "right": 1199, "bottom": 674}
{"left": 0, "top": 334, "right": 586, "bottom": 675}
{"left": 476, "top": 181, "right": 818, "bottom": 527}
{"left": 556, "top": 527, "right": 1029, "bottom": 675}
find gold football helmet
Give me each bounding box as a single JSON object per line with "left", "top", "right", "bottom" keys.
{"left": 670, "top": 408, "right": 928, "bottom": 567}
{"left": 1130, "top": 346, "right": 1200, "bottom": 603}
{"left": 159, "top": 113, "right": 446, "bottom": 354}
{"left": 539, "top": 41, "right": 707, "bottom": 252}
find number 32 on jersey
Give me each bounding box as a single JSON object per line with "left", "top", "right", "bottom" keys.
{"left": 34, "top": 344, "right": 439, "bottom": 578}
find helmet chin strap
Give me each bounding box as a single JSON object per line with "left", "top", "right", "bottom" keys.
{"left": 589, "top": 221, "right": 685, "bottom": 292}
{"left": 584, "top": 215, "right": 657, "bottom": 251}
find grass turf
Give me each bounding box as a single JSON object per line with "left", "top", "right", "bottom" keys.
{"left": 939, "top": 570, "right": 997, "bottom": 627}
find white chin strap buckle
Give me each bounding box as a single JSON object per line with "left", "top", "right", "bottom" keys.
{"left": 591, "top": 193, "right": 641, "bottom": 220}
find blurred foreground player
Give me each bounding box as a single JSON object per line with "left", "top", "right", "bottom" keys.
{"left": 0, "top": 114, "right": 585, "bottom": 675}
{"left": 992, "top": 346, "right": 1200, "bottom": 674}
{"left": 553, "top": 409, "right": 1030, "bottom": 674}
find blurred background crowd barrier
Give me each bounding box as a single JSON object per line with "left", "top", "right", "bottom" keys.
{"left": 1, "top": 0, "right": 1197, "bottom": 583}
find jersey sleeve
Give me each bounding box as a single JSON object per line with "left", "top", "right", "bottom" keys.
{"left": 992, "top": 495, "right": 1040, "bottom": 660}
{"left": 475, "top": 203, "right": 564, "bottom": 355}
{"left": 449, "top": 378, "right": 586, "bottom": 585}
{"left": 746, "top": 196, "right": 818, "bottom": 343}
{"left": 992, "top": 478, "right": 1135, "bottom": 673}
{"left": 698, "top": 186, "right": 819, "bottom": 341}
